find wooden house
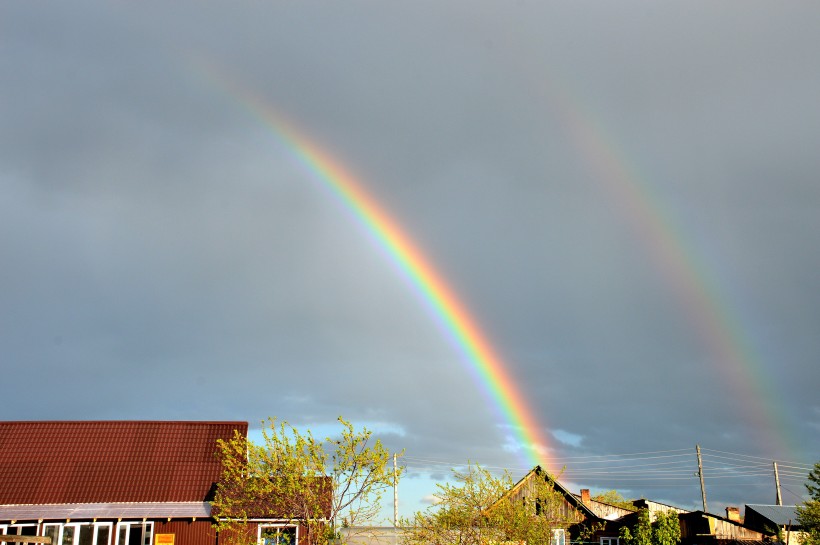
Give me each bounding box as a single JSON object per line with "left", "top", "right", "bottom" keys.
{"left": 744, "top": 505, "right": 803, "bottom": 545}
{"left": 677, "top": 510, "right": 770, "bottom": 545}
{"left": 494, "top": 467, "right": 633, "bottom": 545}
{"left": 0, "top": 421, "right": 323, "bottom": 545}
{"left": 497, "top": 467, "right": 773, "bottom": 545}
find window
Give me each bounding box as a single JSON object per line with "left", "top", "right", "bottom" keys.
{"left": 96, "top": 525, "right": 112, "bottom": 545}
{"left": 78, "top": 524, "right": 95, "bottom": 545}
{"left": 62, "top": 525, "right": 76, "bottom": 545}
{"left": 40, "top": 523, "right": 113, "bottom": 545}
{"left": 550, "top": 529, "right": 566, "bottom": 545}
{"left": 42, "top": 524, "right": 61, "bottom": 545}
{"left": 600, "top": 538, "right": 619, "bottom": 545}
{"left": 2, "top": 524, "right": 38, "bottom": 545}
{"left": 115, "top": 523, "right": 153, "bottom": 545}
{"left": 258, "top": 526, "right": 298, "bottom": 545}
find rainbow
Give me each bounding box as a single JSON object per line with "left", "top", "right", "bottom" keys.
{"left": 194, "top": 57, "right": 795, "bottom": 465}
{"left": 435, "top": 10, "right": 794, "bottom": 456}
{"left": 544, "top": 80, "right": 795, "bottom": 456}
{"left": 197, "top": 65, "right": 553, "bottom": 470}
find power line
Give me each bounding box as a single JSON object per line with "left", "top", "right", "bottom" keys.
{"left": 700, "top": 448, "right": 814, "bottom": 470}
{"left": 399, "top": 447, "right": 813, "bottom": 504}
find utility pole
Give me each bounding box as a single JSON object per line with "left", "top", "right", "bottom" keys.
{"left": 774, "top": 461, "right": 783, "bottom": 506}
{"left": 393, "top": 453, "right": 399, "bottom": 528}
{"left": 696, "top": 445, "right": 708, "bottom": 513}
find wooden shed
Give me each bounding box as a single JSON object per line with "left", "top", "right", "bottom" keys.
{"left": 678, "top": 510, "right": 770, "bottom": 545}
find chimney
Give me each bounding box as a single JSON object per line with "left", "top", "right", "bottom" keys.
{"left": 726, "top": 507, "right": 741, "bottom": 522}
{"left": 581, "top": 489, "right": 590, "bottom": 506}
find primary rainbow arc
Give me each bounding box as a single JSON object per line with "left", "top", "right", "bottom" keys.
{"left": 286, "top": 123, "right": 551, "bottom": 469}
{"left": 206, "top": 75, "right": 554, "bottom": 470}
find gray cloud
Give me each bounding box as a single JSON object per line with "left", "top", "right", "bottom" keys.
{"left": 2, "top": 0, "right": 818, "bottom": 516}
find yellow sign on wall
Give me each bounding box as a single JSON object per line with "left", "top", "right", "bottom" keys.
{"left": 155, "top": 535, "right": 175, "bottom": 545}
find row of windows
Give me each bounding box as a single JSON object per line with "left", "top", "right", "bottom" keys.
{"left": 2, "top": 523, "right": 609, "bottom": 545}
{"left": 1, "top": 523, "right": 299, "bottom": 545}
{"left": 1, "top": 522, "right": 152, "bottom": 545}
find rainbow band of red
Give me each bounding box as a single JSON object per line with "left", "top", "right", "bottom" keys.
{"left": 199, "top": 67, "right": 552, "bottom": 469}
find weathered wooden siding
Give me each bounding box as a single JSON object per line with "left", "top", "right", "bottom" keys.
{"left": 584, "top": 500, "right": 634, "bottom": 521}
{"left": 679, "top": 512, "right": 766, "bottom": 543}
{"left": 504, "top": 478, "right": 585, "bottom": 525}
{"left": 631, "top": 500, "right": 688, "bottom": 522}
{"left": 711, "top": 518, "right": 765, "bottom": 540}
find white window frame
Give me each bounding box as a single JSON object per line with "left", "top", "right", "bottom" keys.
{"left": 60, "top": 524, "right": 77, "bottom": 545}
{"left": 115, "top": 522, "right": 153, "bottom": 545}
{"left": 92, "top": 523, "right": 114, "bottom": 545}
{"left": 550, "top": 529, "right": 566, "bottom": 545}
{"left": 257, "top": 524, "right": 299, "bottom": 545}
{"left": 600, "top": 538, "right": 620, "bottom": 545}
{"left": 42, "top": 523, "right": 62, "bottom": 545}
{"left": 36, "top": 522, "right": 111, "bottom": 545}
{"left": 1, "top": 525, "right": 40, "bottom": 538}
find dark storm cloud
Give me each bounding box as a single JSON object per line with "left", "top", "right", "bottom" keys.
{"left": 1, "top": 0, "right": 819, "bottom": 515}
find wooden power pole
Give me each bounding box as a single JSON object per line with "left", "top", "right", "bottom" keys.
{"left": 696, "top": 445, "right": 708, "bottom": 513}
{"left": 774, "top": 461, "right": 783, "bottom": 506}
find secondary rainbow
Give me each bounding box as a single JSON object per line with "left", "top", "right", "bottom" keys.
{"left": 445, "top": 14, "right": 794, "bottom": 455}
{"left": 541, "top": 78, "right": 795, "bottom": 455}
{"left": 198, "top": 67, "right": 553, "bottom": 470}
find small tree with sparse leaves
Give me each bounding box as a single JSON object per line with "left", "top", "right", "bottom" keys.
{"left": 212, "top": 417, "right": 400, "bottom": 545}
{"left": 401, "top": 464, "right": 578, "bottom": 545}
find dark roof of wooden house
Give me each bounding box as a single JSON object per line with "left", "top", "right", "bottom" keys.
{"left": 0, "top": 421, "right": 247, "bottom": 505}
{"left": 745, "top": 505, "right": 800, "bottom": 527}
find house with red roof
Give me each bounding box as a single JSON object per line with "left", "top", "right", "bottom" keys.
{"left": 0, "top": 421, "right": 318, "bottom": 545}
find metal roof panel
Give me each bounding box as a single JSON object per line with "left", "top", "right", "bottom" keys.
{"left": 0, "top": 502, "right": 211, "bottom": 521}
{"left": 0, "top": 421, "right": 247, "bottom": 505}
{"left": 745, "top": 505, "right": 800, "bottom": 526}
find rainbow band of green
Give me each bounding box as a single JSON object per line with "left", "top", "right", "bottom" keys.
{"left": 200, "top": 67, "right": 552, "bottom": 469}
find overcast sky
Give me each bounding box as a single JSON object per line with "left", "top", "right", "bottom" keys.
{"left": 2, "top": 0, "right": 819, "bottom": 520}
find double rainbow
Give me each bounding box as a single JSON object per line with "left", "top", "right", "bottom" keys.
{"left": 197, "top": 56, "right": 795, "bottom": 466}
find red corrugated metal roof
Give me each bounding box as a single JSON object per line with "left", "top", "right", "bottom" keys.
{"left": 0, "top": 421, "right": 248, "bottom": 505}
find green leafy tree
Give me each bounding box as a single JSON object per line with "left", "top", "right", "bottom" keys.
{"left": 592, "top": 490, "right": 637, "bottom": 511}
{"left": 212, "top": 417, "right": 400, "bottom": 545}
{"left": 401, "top": 464, "right": 578, "bottom": 545}
{"left": 620, "top": 509, "right": 680, "bottom": 545}
{"left": 620, "top": 509, "right": 653, "bottom": 545}
{"left": 653, "top": 510, "right": 681, "bottom": 545}
{"left": 797, "top": 461, "right": 820, "bottom": 545}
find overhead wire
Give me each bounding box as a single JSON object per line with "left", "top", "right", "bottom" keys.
{"left": 399, "top": 447, "right": 814, "bottom": 500}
